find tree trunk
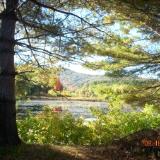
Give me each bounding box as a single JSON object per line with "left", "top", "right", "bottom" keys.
{"left": 0, "top": 0, "right": 21, "bottom": 146}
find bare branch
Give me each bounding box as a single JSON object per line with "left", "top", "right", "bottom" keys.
{"left": 17, "top": 0, "right": 30, "bottom": 9}
{"left": 17, "top": 18, "right": 61, "bottom": 36}
{"left": 16, "top": 33, "right": 48, "bottom": 41}
{"left": 17, "top": 70, "right": 34, "bottom": 75}
{"left": 29, "top": 0, "right": 109, "bottom": 34}
{"left": 17, "top": 9, "right": 42, "bottom": 67}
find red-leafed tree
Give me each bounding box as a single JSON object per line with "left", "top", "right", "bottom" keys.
{"left": 54, "top": 78, "right": 63, "bottom": 91}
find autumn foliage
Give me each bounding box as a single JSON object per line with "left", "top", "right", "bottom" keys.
{"left": 54, "top": 78, "right": 63, "bottom": 91}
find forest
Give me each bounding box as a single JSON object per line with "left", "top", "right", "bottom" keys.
{"left": 0, "top": 0, "right": 160, "bottom": 160}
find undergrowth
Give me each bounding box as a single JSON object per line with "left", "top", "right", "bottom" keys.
{"left": 17, "top": 98, "right": 160, "bottom": 145}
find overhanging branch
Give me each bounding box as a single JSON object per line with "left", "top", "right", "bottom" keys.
{"left": 29, "top": 0, "right": 109, "bottom": 34}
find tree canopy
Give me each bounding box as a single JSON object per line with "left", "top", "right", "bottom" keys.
{"left": 80, "top": 0, "right": 160, "bottom": 106}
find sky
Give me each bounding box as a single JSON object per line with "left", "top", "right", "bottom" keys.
{"left": 57, "top": 55, "right": 106, "bottom": 75}
{"left": 62, "top": 62, "right": 105, "bottom": 75}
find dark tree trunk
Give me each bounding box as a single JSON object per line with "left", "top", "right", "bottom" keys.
{"left": 0, "top": 0, "right": 21, "bottom": 146}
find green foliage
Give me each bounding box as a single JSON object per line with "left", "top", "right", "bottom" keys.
{"left": 18, "top": 108, "right": 91, "bottom": 145}
{"left": 78, "top": 77, "right": 160, "bottom": 106}
{"left": 80, "top": 1, "right": 160, "bottom": 107}
{"left": 16, "top": 64, "right": 60, "bottom": 99}
{"left": 18, "top": 100, "right": 160, "bottom": 145}
{"left": 91, "top": 101, "right": 160, "bottom": 144}
{"left": 75, "top": 84, "right": 96, "bottom": 98}
{"left": 83, "top": 34, "right": 151, "bottom": 72}
{"left": 48, "top": 89, "right": 77, "bottom": 97}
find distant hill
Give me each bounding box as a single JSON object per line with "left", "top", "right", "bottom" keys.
{"left": 59, "top": 68, "right": 157, "bottom": 91}
{"left": 60, "top": 69, "right": 106, "bottom": 90}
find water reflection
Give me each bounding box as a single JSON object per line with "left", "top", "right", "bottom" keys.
{"left": 17, "top": 100, "right": 107, "bottom": 119}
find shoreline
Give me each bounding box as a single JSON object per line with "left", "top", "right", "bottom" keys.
{"left": 20, "top": 96, "right": 106, "bottom": 103}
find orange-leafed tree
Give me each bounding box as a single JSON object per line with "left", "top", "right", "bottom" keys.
{"left": 54, "top": 78, "right": 63, "bottom": 91}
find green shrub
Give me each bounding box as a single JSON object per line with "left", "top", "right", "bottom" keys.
{"left": 17, "top": 101, "right": 160, "bottom": 145}
{"left": 18, "top": 108, "right": 92, "bottom": 145}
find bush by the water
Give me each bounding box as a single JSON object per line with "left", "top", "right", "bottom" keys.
{"left": 17, "top": 100, "right": 160, "bottom": 145}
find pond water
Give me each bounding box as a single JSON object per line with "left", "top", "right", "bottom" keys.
{"left": 17, "top": 100, "right": 107, "bottom": 119}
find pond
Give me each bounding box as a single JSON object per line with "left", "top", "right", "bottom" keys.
{"left": 17, "top": 99, "right": 107, "bottom": 120}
